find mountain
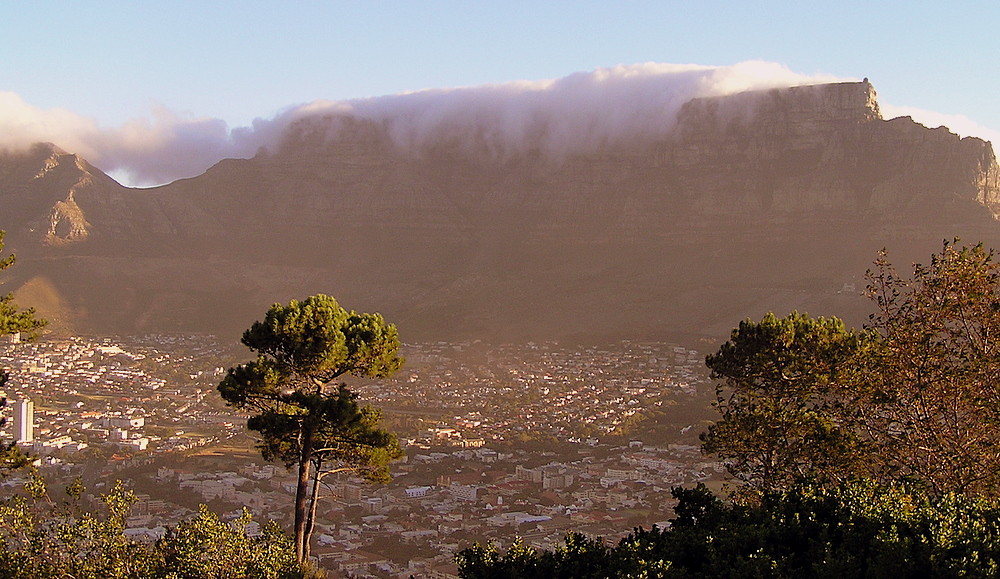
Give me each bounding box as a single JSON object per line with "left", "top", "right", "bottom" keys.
{"left": 1, "top": 81, "right": 998, "bottom": 343}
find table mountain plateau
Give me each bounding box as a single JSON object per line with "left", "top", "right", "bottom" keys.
{"left": 1, "top": 81, "right": 998, "bottom": 343}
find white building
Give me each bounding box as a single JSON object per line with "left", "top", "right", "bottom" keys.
{"left": 450, "top": 484, "right": 479, "bottom": 502}
{"left": 405, "top": 486, "right": 432, "bottom": 498}
{"left": 120, "top": 437, "right": 149, "bottom": 452}
{"left": 13, "top": 399, "right": 33, "bottom": 443}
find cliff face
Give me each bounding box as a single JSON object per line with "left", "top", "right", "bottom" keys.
{"left": 1, "top": 82, "right": 998, "bottom": 341}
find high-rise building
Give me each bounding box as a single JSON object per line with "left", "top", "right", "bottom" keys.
{"left": 13, "top": 399, "right": 33, "bottom": 443}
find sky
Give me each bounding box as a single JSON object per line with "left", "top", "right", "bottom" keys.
{"left": 1, "top": 1, "right": 998, "bottom": 186}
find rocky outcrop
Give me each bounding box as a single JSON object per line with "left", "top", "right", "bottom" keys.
{"left": 0, "top": 144, "right": 105, "bottom": 247}
{"left": 45, "top": 190, "right": 90, "bottom": 245}
{"left": 0, "top": 82, "right": 998, "bottom": 342}
{"left": 652, "top": 81, "right": 999, "bottom": 222}
{"left": 43, "top": 154, "right": 98, "bottom": 245}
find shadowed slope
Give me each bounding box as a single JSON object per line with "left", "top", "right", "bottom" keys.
{"left": 1, "top": 82, "right": 997, "bottom": 342}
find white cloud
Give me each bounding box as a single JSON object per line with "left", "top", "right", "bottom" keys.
{"left": 0, "top": 91, "right": 260, "bottom": 186}
{"left": 0, "top": 91, "right": 101, "bottom": 156}
{"left": 294, "top": 61, "right": 846, "bottom": 159}
{"left": 1, "top": 62, "right": 995, "bottom": 187}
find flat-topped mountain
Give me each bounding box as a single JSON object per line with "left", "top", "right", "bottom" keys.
{"left": 1, "top": 81, "right": 997, "bottom": 342}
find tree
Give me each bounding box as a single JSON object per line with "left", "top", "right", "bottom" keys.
{"left": 0, "top": 474, "right": 315, "bottom": 578}
{"left": 159, "top": 505, "right": 312, "bottom": 579}
{"left": 218, "top": 294, "right": 404, "bottom": 563}
{"left": 457, "top": 481, "right": 1000, "bottom": 578}
{"left": 0, "top": 230, "right": 46, "bottom": 476}
{"left": 701, "top": 312, "right": 868, "bottom": 494}
{"left": 702, "top": 241, "right": 1000, "bottom": 498}
{"left": 856, "top": 240, "right": 1000, "bottom": 495}
{"left": 0, "top": 231, "right": 46, "bottom": 340}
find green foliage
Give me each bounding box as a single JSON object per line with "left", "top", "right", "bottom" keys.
{"left": 218, "top": 294, "right": 403, "bottom": 561}
{"left": 0, "top": 231, "right": 46, "bottom": 479}
{"left": 457, "top": 481, "right": 1000, "bottom": 579}
{"left": 704, "top": 241, "right": 1000, "bottom": 497}
{"left": 0, "top": 230, "right": 47, "bottom": 339}
{"left": 159, "top": 506, "right": 307, "bottom": 579}
{"left": 456, "top": 534, "right": 625, "bottom": 579}
{"left": 702, "top": 312, "right": 868, "bottom": 494}
{"left": 0, "top": 476, "right": 315, "bottom": 579}
{"left": 0, "top": 440, "right": 30, "bottom": 476}
{"left": 247, "top": 385, "right": 402, "bottom": 482}
{"left": 218, "top": 294, "right": 403, "bottom": 409}
{"left": 581, "top": 241, "right": 1000, "bottom": 577}
{"left": 230, "top": 294, "right": 403, "bottom": 395}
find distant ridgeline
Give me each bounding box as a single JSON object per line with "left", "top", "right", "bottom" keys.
{"left": 0, "top": 80, "right": 998, "bottom": 342}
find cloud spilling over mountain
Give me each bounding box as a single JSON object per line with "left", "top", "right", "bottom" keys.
{"left": 0, "top": 62, "right": 846, "bottom": 186}
{"left": 314, "top": 61, "right": 844, "bottom": 158}
{"left": 0, "top": 92, "right": 245, "bottom": 186}
{"left": 1, "top": 78, "right": 998, "bottom": 341}
{"left": 5, "top": 61, "right": 997, "bottom": 188}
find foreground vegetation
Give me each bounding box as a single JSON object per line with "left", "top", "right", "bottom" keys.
{"left": 704, "top": 241, "right": 1000, "bottom": 497}
{"left": 458, "top": 481, "right": 1000, "bottom": 578}
{"left": 0, "top": 474, "right": 318, "bottom": 579}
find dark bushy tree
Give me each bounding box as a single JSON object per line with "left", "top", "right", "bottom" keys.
{"left": 457, "top": 481, "right": 1000, "bottom": 578}
{"left": 218, "top": 294, "right": 403, "bottom": 562}
{"left": 704, "top": 241, "right": 1000, "bottom": 497}
{"left": 702, "top": 312, "right": 868, "bottom": 494}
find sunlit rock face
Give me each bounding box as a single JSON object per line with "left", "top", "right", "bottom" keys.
{"left": 1, "top": 82, "right": 998, "bottom": 342}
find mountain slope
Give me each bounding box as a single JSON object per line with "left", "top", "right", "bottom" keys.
{"left": 1, "top": 81, "right": 997, "bottom": 342}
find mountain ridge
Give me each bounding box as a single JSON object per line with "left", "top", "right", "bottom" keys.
{"left": 1, "top": 81, "right": 997, "bottom": 343}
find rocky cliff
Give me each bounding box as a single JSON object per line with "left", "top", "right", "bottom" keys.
{"left": 1, "top": 81, "right": 998, "bottom": 342}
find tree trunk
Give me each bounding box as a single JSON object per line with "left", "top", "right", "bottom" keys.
{"left": 294, "top": 423, "right": 315, "bottom": 563}
{"left": 304, "top": 457, "right": 323, "bottom": 560}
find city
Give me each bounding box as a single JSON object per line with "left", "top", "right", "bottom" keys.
{"left": 0, "top": 333, "right": 720, "bottom": 578}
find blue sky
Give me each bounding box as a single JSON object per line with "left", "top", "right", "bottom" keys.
{"left": 1, "top": 1, "right": 997, "bottom": 184}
